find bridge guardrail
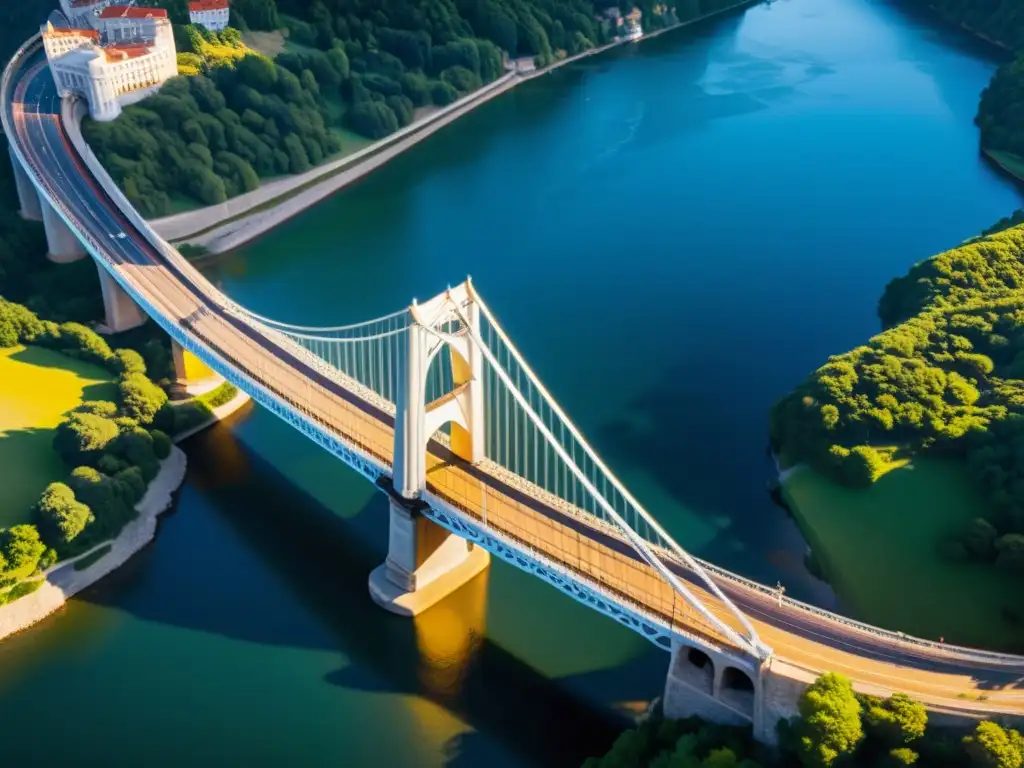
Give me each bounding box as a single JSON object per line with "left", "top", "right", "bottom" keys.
{"left": 8, "top": 36, "right": 1024, "bottom": 671}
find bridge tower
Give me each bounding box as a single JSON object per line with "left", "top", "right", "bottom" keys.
{"left": 369, "top": 282, "right": 490, "bottom": 616}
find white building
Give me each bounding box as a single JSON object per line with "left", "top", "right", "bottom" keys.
{"left": 42, "top": 6, "right": 177, "bottom": 122}
{"left": 188, "top": 0, "right": 230, "bottom": 32}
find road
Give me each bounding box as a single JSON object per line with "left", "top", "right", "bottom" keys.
{"left": 8, "top": 50, "right": 1024, "bottom": 718}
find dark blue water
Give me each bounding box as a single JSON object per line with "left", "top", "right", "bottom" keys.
{"left": 0, "top": 0, "right": 1020, "bottom": 764}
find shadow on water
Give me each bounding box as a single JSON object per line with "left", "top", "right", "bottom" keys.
{"left": 78, "top": 421, "right": 639, "bottom": 766}
{"left": 596, "top": 352, "right": 836, "bottom": 607}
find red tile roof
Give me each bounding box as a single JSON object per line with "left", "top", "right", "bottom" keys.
{"left": 188, "top": 0, "right": 229, "bottom": 11}
{"left": 46, "top": 27, "right": 101, "bottom": 40}
{"left": 103, "top": 42, "right": 152, "bottom": 60}
{"left": 98, "top": 6, "right": 169, "bottom": 19}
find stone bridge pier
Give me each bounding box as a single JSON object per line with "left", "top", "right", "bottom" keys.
{"left": 369, "top": 495, "right": 489, "bottom": 616}
{"left": 663, "top": 640, "right": 801, "bottom": 745}
{"left": 169, "top": 340, "right": 224, "bottom": 399}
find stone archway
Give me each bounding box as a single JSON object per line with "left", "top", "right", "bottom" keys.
{"left": 719, "top": 665, "right": 756, "bottom": 719}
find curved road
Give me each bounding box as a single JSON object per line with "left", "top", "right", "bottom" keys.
{"left": 8, "top": 48, "right": 1024, "bottom": 719}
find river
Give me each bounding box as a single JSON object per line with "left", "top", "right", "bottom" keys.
{"left": 1, "top": 0, "right": 1020, "bottom": 764}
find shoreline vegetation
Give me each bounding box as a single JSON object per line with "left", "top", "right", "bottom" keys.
{"left": 0, "top": 296, "right": 251, "bottom": 631}
{"left": 771, "top": 1, "right": 1024, "bottom": 653}
{"left": 585, "top": 672, "right": 1024, "bottom": 768}
{"left": 92, "top": 0, "right": 764, "bottom": 253}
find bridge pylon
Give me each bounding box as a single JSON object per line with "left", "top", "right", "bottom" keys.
{"left": 369, "top": 281, "right": 490, "bottom": 616}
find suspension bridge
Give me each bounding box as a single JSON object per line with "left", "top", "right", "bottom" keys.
{"left": 6, "top": 34, "right": 1024, "bottom": 743}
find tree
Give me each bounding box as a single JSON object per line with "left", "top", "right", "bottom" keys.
{"left": 53, "top": 412, "right": 121, "bottom": 467}
{"left": 430, "top": 80, "right": 459, "bottom": 106}
{"left": 115, "top": 427, "right": 161, "bottom": 482}
{"left": 35, "top": 482, "right": 93, "bottom": 545}
{"left": 111, "top": 348, "right": 147, "bottom": 376}
{"left": 793, "top": 673, "right": 863, "bottom": 768}
{"left": 963, "top": 721, "right": 1024, "bottom": 768}
{"left": 151, "top": 429, "right": 172, "bottom": 460}
{"left": 964, "top": 518, "right": 998, "bottom": 561}
{"left": 345, "top": 102, "right": 399, "bottom": 139}
{"left": 119, "top": 372, "right": 168, "bottom": 425}
{"left": 863, "top": 692, "right": 927, "bottom": 747}
{"left": 0, "top": 524, "right": 46, "bottom": 577}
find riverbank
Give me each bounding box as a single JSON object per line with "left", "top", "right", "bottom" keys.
{"left": 154, "top": 0, "right": 762, "bottom": 254}
{"left": 0, "top": 446, "right": 187, "bottom": 640}
{"left": 779, "top": 459, "right": 1020, "bottom": 650}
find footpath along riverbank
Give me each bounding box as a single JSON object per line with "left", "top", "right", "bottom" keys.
{"left": 152, "top": 0, "right": 762, "bottom": 254}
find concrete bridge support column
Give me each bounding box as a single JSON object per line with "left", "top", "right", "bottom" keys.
{"left": 663, "top": 640, "right": 764, "bottom": 735}
{"left": 97, "top": 267, "right": 146, "bottom": 333}
{"left": 41, "top": 199, "right": 86, "bottom": 263}
{"left": 369, "top": 498, "right": 489, "bottom": 616}
{"left": 9, "top": 146, "right": 42, "bottom": 221}
{"left": 369, "top": 298, "right": 489, "bottom": 616}
{"left": 169, "top": 339, "right": 224, "bottom": 400}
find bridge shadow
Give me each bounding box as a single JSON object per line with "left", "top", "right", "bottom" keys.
{"left": 75, "top": 420, "right": 643, "bottom": 766}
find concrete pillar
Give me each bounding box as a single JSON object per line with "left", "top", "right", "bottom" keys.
{"left": 41, "top": 199, "right": 86, "bottom": 263}
{"left": 663, "top": 641, "right": 757, "bottom": 731}
{"left": 8, "top": 145, "right": 42, "bottom": 221}
{"left": 393, "top": 321, "right": 427, "bottom": 498}
{"left": 97, "top": 266, "right": 146, "bottom": 332}
{"left": 369, "top": 498, "right": 489, "bottom": 616}
{"left": 464, "top": 297, "right": 485, "bottom": 464}
{"left": 169, "top": 339, "right": 223, "bottom": 399}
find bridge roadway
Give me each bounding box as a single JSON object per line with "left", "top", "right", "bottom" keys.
{"left": 9, "top": 51, "right": 1024, "bottom": 717}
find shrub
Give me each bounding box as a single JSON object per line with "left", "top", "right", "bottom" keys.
{"left": 53, "top": 412, "right": 121, "bottom": 467}
{"left": 793, "top": 673, "right": 863, "bottom": 767}
{"left": 115, "top": 466, "right": 146, "bottom": 507}
{"left": 429, "top": 80, "right": 458, "bottom": 106}
{"left": 34, "top": 482, "right": 93, "bottom": 545}
{"left": 203, "top": 382, "right": 238, "bottom": 408}
{"left": 151, "top": 429, "right": 172, "bottom": 460}
{"left": 116, "top": 428, "right": 160, "bottom": 482}
{"left": 0, "top": 525, "right": 47, "bottom": 578}
{"left": 963, "top": 721, "right": 1024, "bottom": 768}
{"left": 110, "top": 348, "right": 147, "bottom": 376}
{"left": 963, "top": 518, "right": 998, "bottom": 561}
{"left": 53, "top": 322, "right": 113, "bottom": 366}
{"left": 97, "top": 453, "right": 129, "bottom": 475}
{"left": 119, "top": 372, "right": 168, "bottom": 425}
{"left": 74, "top": 400, "right": 119, "bottom": 418}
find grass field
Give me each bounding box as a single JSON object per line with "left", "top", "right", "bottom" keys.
{"left": 0, "top": 346, "right": 117, "bottom": 529}
{"left": 783, "top": 458, "right": 1021, "bottom": 650}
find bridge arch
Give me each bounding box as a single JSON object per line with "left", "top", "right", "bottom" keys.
{"left": 672, "top": 644, "right": 715, "bottom": 696}
{"left": 718, "top": 665, "right": 756, "bottom": 720}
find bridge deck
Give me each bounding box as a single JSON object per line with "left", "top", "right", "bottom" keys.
{"left": 9, "top": 50, "right": 1024, "bottom": 718}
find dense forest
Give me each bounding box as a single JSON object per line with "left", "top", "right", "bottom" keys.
{"left": 587, "top": 673, "right": 1020, "bottom": 768}
{"left": 94, "top": 0, "right": 747, "bottom": 212}
{"left": 771, "top": 224, "right": 1024, "bottom": 574}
